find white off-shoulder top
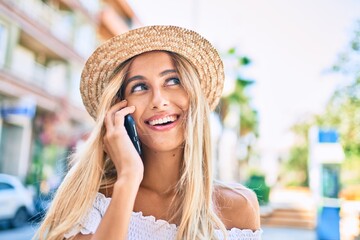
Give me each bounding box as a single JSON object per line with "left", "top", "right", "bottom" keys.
{"left": 65, "top": 192, "right": 262, "bottom": 240}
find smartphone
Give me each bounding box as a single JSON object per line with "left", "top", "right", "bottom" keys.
{"left": 124, "top": 115, "right": 142, "bottom": 156}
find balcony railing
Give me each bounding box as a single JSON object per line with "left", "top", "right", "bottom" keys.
{"left": 0, "top": 0, "right": 87, "bottom": 63}
{"left": 9, "top": 0, "right": 74, "bottom": 44}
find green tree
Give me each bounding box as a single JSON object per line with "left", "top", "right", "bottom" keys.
{"left": 317, "top": 21, "right": 360, "bottom": 185}
{"left": 283, "top": 20, "right": 360, "bottom": 187}
{"left": 220, "top": 47, "right": 258, "bottom": 136}
{"left": 218, "top": 48, "right": 261, "bottom": 188}
{"left": 281, "top": 118, "right": 313, "bottom": 187}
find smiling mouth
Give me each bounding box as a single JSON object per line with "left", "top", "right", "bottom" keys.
{"left": 147, "top": 115, "right": 178, "bottom": 126}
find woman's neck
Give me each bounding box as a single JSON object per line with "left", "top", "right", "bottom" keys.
{"left": 140, "top": 146, "right": 183, "bottom": 196}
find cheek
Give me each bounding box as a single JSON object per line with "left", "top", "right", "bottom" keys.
{"left": 178, "top": 91, "right": 190, "bottom": 111}
{"left": 126, "top": 98, "right": 146, "bottom": 122}
{"left": 178, "top": 94, "right": 190, "bottom": 126}
{"left": 126, "top": 95, "right": 147, "bottom": 109}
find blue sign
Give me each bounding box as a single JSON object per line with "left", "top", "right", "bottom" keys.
{"left": 0, "top": 106, "right": 36, "bottom": 119}
{"left": 318, "top": 129, "right": 338, "bottom": 143}
{"left": 0, "top": 97, "right": 37, "bottom": 119}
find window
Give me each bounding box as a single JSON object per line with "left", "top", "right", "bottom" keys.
{"left": 0, "top": 182, "right": 14, "bottom": 191}
{"left": 0, "top": 20, "right": 8, "bottom": 68}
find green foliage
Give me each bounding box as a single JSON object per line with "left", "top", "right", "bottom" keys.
{"left": 226, "top": 78, "right": 254, "bottom": 104}
{"left": 239, "top": 56, "right": 251, "bottom": 66}
{"left": 284, "top": 20, "right": 360, "bottom": 187}
{"left": 315, "top": 81, "right": 360, "bottom": 185}
{"left": 333, "top": 20, "right": 360, "bottom": 74}
{"left": 350, "top": 21, "right": 360, "bottom": 52}
{"left": 280, "top": 119, "right": 313, "bottom": 187}
{"left": 227, "top": 47, "right": 236, "bottom": 55}
{"left": 221, "top": 48, "right": 258, "bottom": 136}
{"left": 316, "top": 21, "right": 360, "bottom": 185}
{"left": 283, "top": 145, "right": 309, "bottom": 187}
{"left": 26, "top": 139, "right": 43, "bottom": 194}
{"left": 245, "top": 173, "right": 270, "bottom": 205}
{"left": 287, "top": 146, "right": 308, "bottom": 170}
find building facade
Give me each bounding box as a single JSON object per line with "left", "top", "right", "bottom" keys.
{"left": 0, "top": 0, "right": 139, "bottom": 193}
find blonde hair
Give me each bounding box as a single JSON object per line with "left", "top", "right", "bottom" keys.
{"left": 34, "top": 51, "right": 227, "bottom": 240}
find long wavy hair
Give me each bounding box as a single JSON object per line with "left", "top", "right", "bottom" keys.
{"left": 34, "top": 51, "right": 227, "bottom": 240}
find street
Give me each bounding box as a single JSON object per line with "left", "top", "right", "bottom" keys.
{"left": 0, "top": 224, "right": 38, "bottom": 240}
{"left": 0, "top": 223, "right": 317, "bottom": 240}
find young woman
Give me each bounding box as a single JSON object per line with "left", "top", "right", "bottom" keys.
{"left": 35, "top": 25, "right": 262, "bottom": 240}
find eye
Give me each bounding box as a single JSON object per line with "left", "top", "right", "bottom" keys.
{"left": 166, "top": 78, "right": 181, "bottom": 86}
{"left": 131, "top": 83, "right": 148, "bottom": 93}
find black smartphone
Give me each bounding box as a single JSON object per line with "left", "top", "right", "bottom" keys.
{"left": 124, "top": 115, "right": 142, "bottom": 156}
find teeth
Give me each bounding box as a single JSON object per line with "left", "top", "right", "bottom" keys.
{"left": 149, "top": 116, "right": 177, "bottom": 126}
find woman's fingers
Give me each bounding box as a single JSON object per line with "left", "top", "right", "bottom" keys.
{"left": 102, "top": 101, "right": 142, "bottom": 177}
{"left": 114, "top": 106, "right": 135, "bottom": 127}
{"left": 104, "top": 100, "right": 128, "bottom": 130}
{"left": 103, "top": 100, "right": 136, "bottom": 151}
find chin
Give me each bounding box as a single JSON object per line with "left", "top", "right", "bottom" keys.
{"left": 143, "top": 141, "right": 184, "bottom": 153}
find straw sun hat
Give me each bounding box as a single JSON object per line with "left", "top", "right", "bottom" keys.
{"left": 80, "top": 25, "right": 224, "bottom": 119}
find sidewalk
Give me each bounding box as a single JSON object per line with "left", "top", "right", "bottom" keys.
{"left": 261, "top": 187, "right": 317, "bottom": 239}
{"left": 262, "top": 226, "right": 316, "bottom": 240}
{"left": 0, "top": 224, "right": 317, "bottom": 240}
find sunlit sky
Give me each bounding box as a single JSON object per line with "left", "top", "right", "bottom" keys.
{"left": 129, "top": 0, "right": 360, "bottom": 155}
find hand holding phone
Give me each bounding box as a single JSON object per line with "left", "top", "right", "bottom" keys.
{"left": 124, "top": 115, "right": 142, "bottom": 156}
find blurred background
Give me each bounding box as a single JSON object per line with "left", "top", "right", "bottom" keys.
{"left": 0, "top": 0, "right": 359, "bottom": 239}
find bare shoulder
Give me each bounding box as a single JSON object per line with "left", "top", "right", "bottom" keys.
{"left": 214, "top": 182, "right": 260, "bottom": 231}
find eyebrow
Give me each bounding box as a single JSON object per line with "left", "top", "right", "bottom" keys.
{"left": 159, "top": 69, "right": 177, "bottom": 77}
{"left": 126, "top": 69, "right": 178, "bottom": 83}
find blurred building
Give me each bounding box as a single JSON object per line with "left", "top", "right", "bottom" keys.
{"left": 0, "top": 0, "right": 140, "bottom": 189}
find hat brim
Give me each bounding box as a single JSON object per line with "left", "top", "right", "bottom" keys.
{"left": 80, "top": 25, "right": 224, "bottom": 119}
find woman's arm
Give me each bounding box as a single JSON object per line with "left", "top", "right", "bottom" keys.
{"left": 74, "top": 100, "right": 144, "bottom": 240}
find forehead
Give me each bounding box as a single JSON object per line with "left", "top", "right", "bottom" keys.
{"left": 128, "top": 51, "right": 175, "bottom": 72}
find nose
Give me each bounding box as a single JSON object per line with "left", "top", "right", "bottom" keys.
{"left": 150, "top": 88, "right": 169, "bottom": 109}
